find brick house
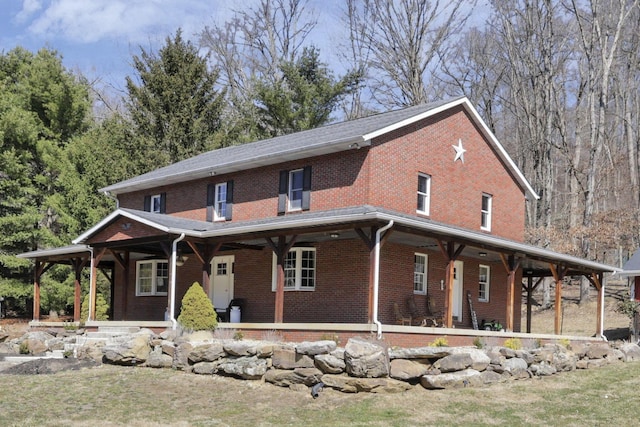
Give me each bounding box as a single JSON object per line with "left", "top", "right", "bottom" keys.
{"left": 20, "top": 97, "right": 618, "bottom": 339}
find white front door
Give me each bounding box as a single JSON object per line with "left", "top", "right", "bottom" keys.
{"left": 453, "top": 260, "right": 463, "bottom": 321}
{"left": 210, "top": 255, "right": 234, "bottom": 310}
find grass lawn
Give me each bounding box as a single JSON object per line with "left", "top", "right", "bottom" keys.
{"left": 1, "top": 360, "right": 638, "bottom": 426}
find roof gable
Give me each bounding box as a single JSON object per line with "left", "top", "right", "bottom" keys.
{"left": 101, "top": 97, "right": 538, "bottom": 200}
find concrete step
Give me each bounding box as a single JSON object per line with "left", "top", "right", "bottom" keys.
{"left": 97, "top": 326, "right": 140, "bottom": 334}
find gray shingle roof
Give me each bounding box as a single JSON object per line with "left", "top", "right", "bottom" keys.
{"left": 100, "top": 98, "right": 463, "bottom": 195}
{"left": 620, "top": 249, "right": 640, "bottom": 277}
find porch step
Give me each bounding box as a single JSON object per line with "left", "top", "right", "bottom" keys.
{"left": 95, "top": 326, "right": 141, "bottom": 335}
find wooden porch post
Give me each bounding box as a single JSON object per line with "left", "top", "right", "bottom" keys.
{"left": 550, "top": 263, "right": 566, "bottom": 335}
{"left": 500, "top": 254, "right": 520, "bottom": 332}
{"left": 187, "top": 241, "right": 221, "bottom": 296}
{"left": 356, "top": 226, "right": 393, "bottom": 324}
{"left": 33, "top": 260, "right": 42, "bottom": 321}
{"left": 33, "top": 261, "right": 54, "bottom": 321}
{"left": 71, "top": 257, "right": 88, "bottom": 322}
{"left": 436, "top": 240, "right": 465, "bottom": 328}
{"left": 266, "top": 236, "right": 297, "bottom": 323}
{"left": 90, "top": 248, "right": 106, "bottom": 321}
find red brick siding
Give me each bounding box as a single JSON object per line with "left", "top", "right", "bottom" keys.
{"left": 87, "top": 217, "right": 164, "bottom": 244}
{"left": 118, "top": 149, "right": 370, "bottom": 222}
{"left": 116, "top": 107, "right": 525, "bottom": 241}
{"left": 111, "top": 238, "right": 521, "bottom": 332}
{"left": 367, "top": 107, "right": 525, "bottom": 240}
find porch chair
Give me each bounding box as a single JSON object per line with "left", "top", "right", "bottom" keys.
{"left": 394, "top": 302, "right": 412, "bottom": 325}
{"left": 406, "top": 297, "right": 429, "bottom": 326}
{"left": 425, "top": 296, "right": 444, "bottom": 327}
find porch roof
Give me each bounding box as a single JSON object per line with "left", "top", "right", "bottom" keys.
{"left": 100, "top": 97, "right": 538, "bottom": 200}
{"left": 19, "top": 205, "right": 617, "bottom": 276}
{"left": 618, "top": 248, "right": 640, "bottom": 277}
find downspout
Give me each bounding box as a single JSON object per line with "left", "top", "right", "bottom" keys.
{"left": 373, "top": 220, "right": 394, "bottom": 339}
{"left": 599, "top": 280, "right": 607, "bottom": 341}
{"left": 170, "top": 233, "right": 186, "bottom": 329}
{"left": 87, "top": 246, "right": 94, "bottom": 323}
{"left": 103, "top": 191, "right": 119, "bottom": 209}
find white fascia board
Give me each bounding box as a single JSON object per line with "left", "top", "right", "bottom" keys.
{"left": 614, "top": 270, "right": 640, "bottom": 278}
{"left": 362, "top": 97, "right": 468, "bottom": 141}
{"left": 73, "top": 209, "right": 174, "bottom": 244}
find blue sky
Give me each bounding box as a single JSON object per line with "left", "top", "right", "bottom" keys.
{"left": 0, "top": 0, "right": 345, "bottom": 95}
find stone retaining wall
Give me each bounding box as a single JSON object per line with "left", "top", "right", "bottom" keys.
{"left": 3, "top": 328, "right": 640, "bottom": 394}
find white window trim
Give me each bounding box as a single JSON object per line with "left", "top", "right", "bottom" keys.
{"left": 150, "top": 194, "right": 162, "bottom": 214}
{"left": 213, "top": 182, "right": 227, "bottom": 221}
{"left": 479, "top": 264, "right": 490, "bottom": 302}
{"left": 481, "top": 193, "right": 492, "bottom": 231}
{"left": 272, "top": 247, "right": 316, "bottom": 291}
{"left": 417, "top": 173, "right": 431, "bottom": 215}
{"left": 413, "top": 252, "right": 428, "bottom": 295}
{"left": 136, "top": 259, "right": 168, "bottom": 296}
{"left": 288, "top": 169, "right": 304, "bottom": 212}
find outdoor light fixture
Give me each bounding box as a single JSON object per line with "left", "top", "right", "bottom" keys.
{"left": 440, "top": 279, "right": 445, "bottom": 290}
{"left": 349, "top": 143, "right": 360, "bottom": 149}
{"left": 175, "top": 255, "right": 189, "bottom": 267}
{"left": 330, "top": 233, "right": 340, "bottom": 238}
{"left": 479, "top": 252, "right": 487, "bottom": 257}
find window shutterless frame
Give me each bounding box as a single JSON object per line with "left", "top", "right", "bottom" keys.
{"left": 481, "top": 193, "right": 492, "bottom": 231}
{"left": 417, "top": 173, "right": 431, "bottom": 215}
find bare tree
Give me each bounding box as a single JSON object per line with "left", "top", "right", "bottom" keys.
{"left": 346, "top": 0, "right": 476, "bottom": 108}
{"left": 199, "top": 0, "right": 317, "bottom": 142}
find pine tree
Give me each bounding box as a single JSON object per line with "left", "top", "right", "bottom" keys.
{"left": 177, "top": 282, "right": 218, "bottom": 331}
{"left": 126, "top": 29, "right": 226, "bottom": 164}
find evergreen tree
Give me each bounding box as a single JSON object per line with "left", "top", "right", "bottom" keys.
{"left": 0, "top": 47, "right": 92, "bottom": 309}
{"left": 254, "top": 46, "right": 362, "bottom": 137}
{"left": 126, "top": 29, "right": 226, "bottom": 164}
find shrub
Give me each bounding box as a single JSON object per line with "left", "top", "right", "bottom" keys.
{"left": 80, "top": 293, "right": 109, "bottom": 321}
{"left": 177, "top": 282, "right": 218, "bottom": 331}
{"left": 503, "top": 338, "right": 522, "bottom": 350}
{"left": 19, "top": 341, "right": 30, "bottom": 354}
{"left": 473, "top": 337, "right": 484, "bottom": 349}
{"left": 429, "top": 337, "right": 449, "bottom": 347}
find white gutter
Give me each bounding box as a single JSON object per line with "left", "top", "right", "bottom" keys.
{"left": 373, "top": 220, "right": 394, "bottom": 339}
{"left": 170, "top": 233, "right": 186, "bottom": 329}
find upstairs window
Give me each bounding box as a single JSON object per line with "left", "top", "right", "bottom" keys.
{"left": 136, "top": 260, "right": 168, "bottom": 296}
{"left": 278, "top": 166, "right": 312, "bottom": 214}
{"left": 272, "top": 247, "right": 316, "bottom": 290}
{"left": 479, "top": 264, "right": 490, "bottom": 302}
{"left": 207, "top": 181, "right": 234, "bottom": 222}
{"left": 144, "top": 193, "right": 166, "bottom": 214}
{"left": 417, "top": 173, "right": 431, "bottom": 215}
{"left": 413, "top": 253, "right": 428, "bottom": 295}
{"left": 481, "top": 193, "right": 492, "bottom": 231}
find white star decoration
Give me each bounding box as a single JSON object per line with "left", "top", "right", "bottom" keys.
{"left": 452, "top": 139, "right": 466, "bottom": 163}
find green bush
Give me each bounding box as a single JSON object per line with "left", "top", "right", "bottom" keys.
{"left": 177, "top": 282, "right": 218, "bottom": 331}
{"left": 503, "top": 338, "right": 522, "bottom": 350}
{"left": 80, "top": 293, "right": 109, "bottom": 321}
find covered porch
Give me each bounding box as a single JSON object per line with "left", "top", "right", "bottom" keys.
{"left": 19, "top": 206, "right": 619, "bottom": 340}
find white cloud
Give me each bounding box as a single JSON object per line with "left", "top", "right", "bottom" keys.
{"left": 25, "top": 0, "right": 215, "bottom": 44}
{"left": 15, "top": 0, "right": 43, "bottom": 24}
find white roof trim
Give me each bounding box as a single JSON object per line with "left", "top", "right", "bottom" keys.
{"left": 73, "top": 209, "right": 177, "bottom": 244}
